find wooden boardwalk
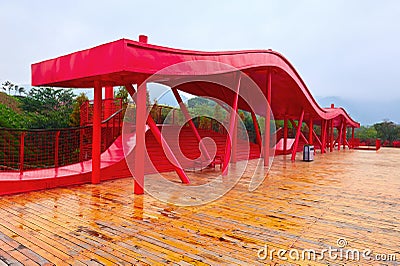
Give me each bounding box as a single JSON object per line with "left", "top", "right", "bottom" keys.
{"left": 0, "top": 148, "right": 399, "bottom": 265}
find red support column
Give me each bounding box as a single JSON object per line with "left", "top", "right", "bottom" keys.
{"left": 321, "top": 120, "right": 327, "bottom": 153}
{"left": 125, "top": 84, "right": 190, "bottom": 185}
{"left": 283, "top": 115, "right": 288, "bottom": 155}
{"left": 308, "top": 119, "right": 313, "bottom": 145}
{"left": 222, "top": 73, "right": 241, "bottom": 175}
{"left": 134, "top": 79, "right": 147, "bottom": 194}
{"left": 351, "top": 127, "right": 355, "bottom": 148}
{"left": 172, "top": 88, "right": 211, "bottom": 161}
{"left": 92, "top": 80, "right": 102, "bottom": 184}
{"left": 342, "top": 123, "right": 347, "bottom": 150}
{"left": 104, "top": 86, "right": 114, "bottom": 119}
{"left": 251, "top": 111, "right": 262, "bottom": 152}
{"left": 231, "top": 116, "right": 238, "bottom": 163}
{"left": 291, "top": 110, "right": 305, "bottom": 161}
{"left": 338, "top": 121, "right": 343, "bottom": 151}
{"left": 330, "top": 120, "right": 334, "bottom": 152}
{"left": 264, "top": 70, "right": 272, "bottom": 166}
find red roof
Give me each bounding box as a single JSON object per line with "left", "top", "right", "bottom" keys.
{"left": 31, "top": 38, "right": 359, "bottom": 127}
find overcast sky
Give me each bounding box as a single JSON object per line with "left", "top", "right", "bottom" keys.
{"left": 1, "top": 0, "right": 399, "bottom": 103}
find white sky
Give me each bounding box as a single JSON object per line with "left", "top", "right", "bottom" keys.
{"left": 0, "top": 0, "right": 399, "bottom": 102}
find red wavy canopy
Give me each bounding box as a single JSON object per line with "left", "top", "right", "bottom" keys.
{"left": 32, "top": 38, "right": 359, "bottom": 128}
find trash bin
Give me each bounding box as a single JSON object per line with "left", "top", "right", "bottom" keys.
{"left": 303, "top": 145, "right": 314, "bottom": 162}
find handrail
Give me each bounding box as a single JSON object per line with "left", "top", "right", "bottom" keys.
{"left": 0, "top": 108, "right": 124, "bottom": 132}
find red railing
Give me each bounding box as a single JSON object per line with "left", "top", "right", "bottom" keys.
{"left": 0, "top": 109, "right": 123, "bottom": 172}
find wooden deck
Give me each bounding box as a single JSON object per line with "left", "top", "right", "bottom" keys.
{"left": 0, "top": 148, "right": 399, "bottom": 265}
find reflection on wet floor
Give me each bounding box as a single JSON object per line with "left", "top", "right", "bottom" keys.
{"left": 0, "top": 148, "right": 399, "bottom": 265}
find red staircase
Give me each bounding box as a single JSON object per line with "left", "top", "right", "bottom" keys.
{"left": 144, "top": 126, "right": 260, "bottom": 173}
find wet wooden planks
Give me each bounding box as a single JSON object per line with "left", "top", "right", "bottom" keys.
{"left": 0, "top": 148, "right": 399, "bottom": 265}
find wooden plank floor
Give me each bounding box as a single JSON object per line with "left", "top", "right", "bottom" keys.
{"left": 0, "top": 148, "right": 399, "bottom": 265}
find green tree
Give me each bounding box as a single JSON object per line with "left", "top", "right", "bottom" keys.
{"left": 374, "top": 120, "right": 399, "bottom": 145}
{"left": 20, "top": 87, "right": 74, "bottom": 129}
{"left": 69, "top": 93, "right": 89, "bottom": 127}
{"left": 355, "top": 126, "right": 378, "bottom": 141}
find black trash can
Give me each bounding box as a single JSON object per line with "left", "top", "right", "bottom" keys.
{"left": 303, "top": 145, "right": 314, "bottom": 162}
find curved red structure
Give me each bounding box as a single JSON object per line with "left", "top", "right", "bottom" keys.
{"left": 0, "top": 35, "right": 360, "bottom": 195}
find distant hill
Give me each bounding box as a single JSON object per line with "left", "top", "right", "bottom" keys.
{"left": 316, "top": 96, "right": 400, "bottom": 126}
{"left": 0, "top": 92, "right": 21, "bottom": 113}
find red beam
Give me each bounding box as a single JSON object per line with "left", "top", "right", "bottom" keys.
{"left": 264, "top": 70, "right": 272, "bottom": 166}
{"left": 291, "top": 110, "right": 305, "bottom": 161}
{"left": 338, "top": 121, "right": 343, "bottom": 151}
{"left": 223, "top": 73, "right": 241, "bottom": 175}
{"left": 125, "top": 84, "right": 190, "bottom": 185}
{"left": 308, "top": 119, "right": 313, "bottom": 145}
{"left": 172, "top": 88, "right": 211, "bottom": 162}
{"left": 289, "top": 119, "right": 308, "bottom": 144}
{"left": 251, "top": 111, "right": 262, "bottom": 151}
{"left": 330, "top": 120, "right": 334, "bottom": 152}
{"left": 282, "top": 117, "right": 288, "bottom": 154}
{"left": 92, "top": 80, "right": 102, "bottom": 184}
{"left": 312, "top": 129, "right": 323, "bottom": 148}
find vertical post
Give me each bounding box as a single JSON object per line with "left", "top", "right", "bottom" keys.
{"left": 251, "top": 111, "right": 262, "bottom": 150}
{"left": 134, "top": 79, "right": 147, "bottom": 194}
{"left": 291, "top": 110, "right": 305, "bottom": 162}
{"left": 338, "top": 121, "right": 343, "bottom": 151}
{"left": 172, "top": 88, "right": 211, "bottom": 161}
{"left": 125, "top": 83, "right": 190, "bottom": 184}
{"left": 342, "top": 123, "right": 347, "bottom": 149}
{"left": 321, "top": 120, "right": 327, "bottom": 154}
{"left": 264, "top": 70, "right": 272, "bottom": 166}
{"left": 231, "top": 115, "right": 238, "bottom": 163}
{"left": 351, "top": 127, "right": 355, "bottom": 148}
{"left": 330, "top": 120, "right": 334, "bottom": 152}
{"left": 105, "top": 86, "right": 114, "bottom": 119}
{"left": 19, "top": 132, "right": 25, "bottom": 175}
{"left": 92, "top": 80, "right": 102, "bottom": 184}
{"left": 55, "top": 131, "right": 60, "bottom": 168}
{"left": 308, "top": 119, "right": 313, "bottom": 145}
{"left": 283, "top": 115, "right": 288, "bottom": 154}
{"left": 222, "top": 73, "right": 241, "bottom": 175}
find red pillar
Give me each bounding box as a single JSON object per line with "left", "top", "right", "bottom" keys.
{"left": 92, "top": 80, "right": 102, "bottom": 184}
{"left": 264, "top": 70, "right": 272, "bottom": 166}
{"left": 172, "top": 88, "right": 211, "bottom": 161}
{"left": 125, "top": 84, "right": 190, "bottom": 185}
{"left": 283, "top": 116, "right": 288, "bottom": 154}
{"left": 231, "top": 116, "right": 238, "bottom": 163}
{"left": 342, "top": 123, "right": 347, "bottom": 150}
{"left": 308, "top": 119, "right": 313, "bottom": 145}
{"left": 133, "top": 80, "right": 147, "bottom": 194}
{"left": 321, "top": 120, "right": 327, "bottom": 153}
{"left": 291, "top": 110, "right": 305, "bottom": 161}
{"left": 351, "top": 127, "right": 355, "bottom": 148}
{"left": 338, "top": 121, "right": 343, "bottom": 151}
{"left": 251, "top": 111, "right": 262, "bottom": 152}
{"left": 104, "top": 86, "right": 114, "bottom": 119}
{"left": 330, "top": 120, "right": 334, "bottom": 152}
{"left": 222, "top": 73, "right": 241, "bottom": 175}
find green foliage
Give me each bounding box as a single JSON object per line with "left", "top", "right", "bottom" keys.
{"left": 373, "top": 120, "right": 400, "bottom": 144}
{"left": 20, "top": 87, "right": 74, "bottom": 129}
{"left": 115, "top": 86, "right": 130, "bottom": 106}
{"left": 355, "top": 126, "right": 378, "bottom": 141}
{"left": 69, "top": 93, "right": 89, "bottom": 127}
{"left": 0, "top": 104, "right": 33, "bottom": 128}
